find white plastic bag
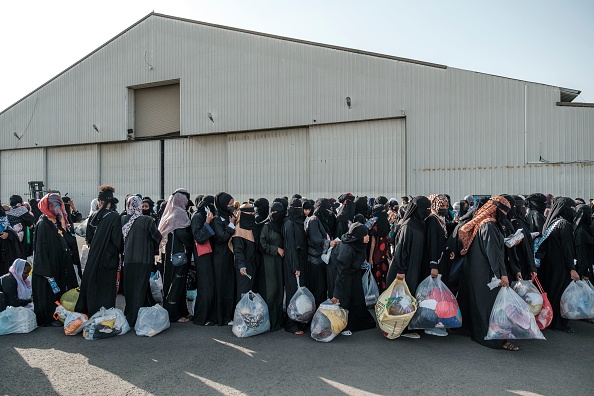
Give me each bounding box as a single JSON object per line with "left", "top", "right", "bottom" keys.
{"left": 560, "top": 280, "right": 594, "bottom": 320}
{"left": 64, "top": 312, "right": 88, "bottom": 336}
{"left": 362, "top": 268, "right": 380, "bottom": 308}
{"left": 485, "top": 287, "right": 545, "bottom": 340}
{"left": 80, "top": 245, "right": 89, "bottom": 271}
{"left": 310, "top": 300, "right": 348, "bottom": 342}
{"left": 82, "top": 307, "right": 130, "bottom": 340}
{"left": 150, "top": 272, "right": 164, "bottom": 304}
{"left": 232, "top": 291, "right": 270, "bottom": 338}
{"left": 0, "top": 307, "right": 37, "bottom": 335}
{"left": 135, "top": 304, "right": 170, "bottom": 337}
{"left": 74, "top": 218, "right": 88, "bottom": 237}
{"left": 287, "top": 276, "right": 316, "bottom": 323}
{"left": 513, "top": 280, "right": 543, "bottom": 315}
{"left": 409, "top": 275, "right": 461, "bottom": 330}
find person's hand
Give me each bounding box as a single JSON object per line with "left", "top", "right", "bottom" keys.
{"left": 229, "top": 215, "right": 236, "bottom": 225}
{"left": 295, "top": 270, "right": 301, "bottom": 277}
{"left": 516, "top": 273, "right": 522, "bottom": 281}
{"left": 570, "top": 269, "right": 580, "bottom": 281}
{"left": 449, "top": 252, "right": 455, "bottom": 260}
{"left": 240, "top": 268, "right": 247, "bottom": 276}
{"left": 500, "top": 276, "right": 510, "bottom": 287}
{"left": 330, "top": 240, "right": 339, "bottom": 248}
{"left": 205, "top": 212, "right": 215, "bottom": 224}
{"left": 430, "top": 268, "right": 439, "bottom": 278}
{"left": 277, "top": 247, "right": 284, "bottom": 257}
{"left": 396, "top": 273, "right": 405, "bottom": 280}
{"left": 368, "top": 258, "right": 374, "bottom": 266}
{"left": 330, "top": 297, "right": 339, "bottom": 305}
{"left": 0, "top": 232, "right": 8, "bottom": 240}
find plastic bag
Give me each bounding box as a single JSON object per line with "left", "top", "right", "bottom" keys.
{"left": 362, "top": 268, "right": 380, "bottom": 308}
{"left": 135, "top": 304, "right": 170, "bottom": 337}
{"left": 310, "top": 300, "right": 348, "bottom": 342}
{"left": 0, "top": 307, "right": 37, "bottom": 335}
{"left": 150, "top": 272, "right": 164, "bottom": 304}
{"left": 409, "top": 275, "right": 462, "bottom": 329}
{"left": 82, "top": 307, "right": 130, "bottom": 340}
{"left": 485, "top": 287, "right": 545, "bottom": 340}
{"left": 375, "top": 278, "right": 418, "bottom": 339}
{"left": 54, "top": 304, "right": 69, "bottom": 323}
{"left": 560, "top": 280, "right": 594, "bottom": 320}
{"left": 513, "top": 280, "right": 543, "bottom": 315}
{"left": 532, "top": 275, "right": 552, "bottom": 330}
{"left": 74, "top": 218, "right": 88, "bottom": 237}
{"left": 60, "top": 288, "right": 80, "bottom": 312}
{"left": 80, "top": 245, "right": 89, "bottom": 271}
{"left": 232, "top": 291, "right": 270, "bottom": 338}
{"left": 64, "top": 312, "right": 88, "bottom": 336}
{"left": 287, "top": 276, "right": 316, "bottom": 323}
{"left": 186, "top": 289, "right": 197, "bottom": 301}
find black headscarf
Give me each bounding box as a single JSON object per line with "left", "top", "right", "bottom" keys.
{"left": 340, "top": 222, "right": 369, "bottom": 260}
{"left": 375, "top": 196, "right": 388, "bottom": 206}
{"left": 399, "top": 196, "right": 431, "bottom": 228}
{"left": 287, "top": 198, "right": 305, "bottom": 225}
{"left": 526, "top": 193, "right": 547, "bottom": 214}
{"left": 336, "top": 193, "right": 355, "bottom": 222}
{"left": 459, "top": 200, "right": 469, "bottom": 217}
{"left": 215, "top": 192, "right": 234, "bottom": 218}
{"left": 372, "top": 203, "right": 390, "bottom": 237}
{"left": 542, "top": 197, "right": 576, "bottom": 231}
{"left": 302, "top": 200, "right": 313, "bottom": 212}
{"left": 238, "top": 205, "right": 256, "bottom": 230}
{"left": 194, "top": 195, "right": 205, "bottom": 207}
{"left": 29, "top": 199, "right": 42, "bottom": 222}
{"left": 273, "top": 197, "right": 289, "bottom": 214}
{"left": 313, "top": 198, "right": 332, "bottom": 235}
{"left": 268, "top": 202, "right": 286, "bottom": 234}
{"left": 197, "top": 195, "right": 216, "bottom": 214}
{"left": 254, "top": 198, "right": 270, "bottom": 224}
{"left": 499, "top": 194, "right": 517, "bottom": 236}
{"left": 573, "top": 204, "right": 593, "bottom": 246}
{"left": 354, "top": 196, "right": 369, "bottom": 218}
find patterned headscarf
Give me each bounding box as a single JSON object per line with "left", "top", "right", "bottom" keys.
{"left": 38, "top": 193, "right": 69, "bottom": 229}
{"left": 458, "top": 196, "right": 511, "bottom": 256}
{"left": 122, "top": 196, "right": 142, "bottom": 242}
{"left": 428, "top": 194, "right": 449, "bottom": 237}
{"left": 0, "top": 205, "right": 10, "bottom": 232}
{"left": 8, "top": 258, "right": 32, "bottom": 301}
{"left": 158, "top": 189, "right": 191, "bottom": 253}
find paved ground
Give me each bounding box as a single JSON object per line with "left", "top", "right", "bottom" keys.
{"left": 1, "top": 312, "right": 592, "bottom": 396}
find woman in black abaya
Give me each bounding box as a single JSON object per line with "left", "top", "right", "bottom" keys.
{"left": 231, "top": 203, "right": 257, "bottom": 301}
{"left": 458, "top": 196, "right": 514, "bottom": 350}
{"left": 331, "top": 222, "right": 376, "bottom": 334}
{"left": 212, "top": 192, "right": 237, "bottom": 326}
{"left": 534, "top": 197, "right": 580, "bottom": 332}
{"left": 525, "top": 193, "right": 547, "bottom": 235}
{"left": 573, "top": 204, "right": 593, "bottom": 281}
{"left": 335, "top": 193, "right": 355, "bottom": 238}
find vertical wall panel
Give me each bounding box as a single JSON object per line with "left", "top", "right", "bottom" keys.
{"left": 47, "top": 145, "right": 99, "bottom": 218}
{"left": 0, "top": 148, "right": 45, "bottom": 204}
{"left": 227, "top": 128, "right": 308, "bottom": 203}
{"left": 100, "top": 141, "right": 161, "bottom": 202}
{"left": 309, "top": 119, "right": 406, "bottom": 199}
{"left": 164, "top": 135, "right": 228, "bottom": 198}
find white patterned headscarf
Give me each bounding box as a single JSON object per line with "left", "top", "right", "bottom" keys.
{"left": 122, "top": 196, "right": 142, "bottom": 242}
{"left": 158, "top": 189, "right": 191, "bottom": 253}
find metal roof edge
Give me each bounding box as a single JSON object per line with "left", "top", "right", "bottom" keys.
{"left": 556, "top": 102, "right": 594, "bottom": 108}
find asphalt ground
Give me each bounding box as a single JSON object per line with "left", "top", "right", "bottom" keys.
{"left": 0, "top": 308, "right": 592, "bottom": 396}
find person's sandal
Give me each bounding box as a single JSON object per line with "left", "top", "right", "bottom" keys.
{"left": 341, "top": 330, "right": 353, "bottom": 336}
{"left": 294, "top": 331, "right": 304, "bottom": 335}
{"left": 502, "top": 342, "right": 519, "bottom": 351}
{"left": 177, "top": 317, "right": 190, "bottom": 323}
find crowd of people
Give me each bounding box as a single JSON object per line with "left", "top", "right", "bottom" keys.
{"left": 1, "top": 187, "right": 593, "bottom": 351}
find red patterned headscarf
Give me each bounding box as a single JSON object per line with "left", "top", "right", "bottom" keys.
{"left": 458, "top": 195, "right": 510, "bottom": 256}
{"left": 38, "top": 193, "right": 69, "bottom": 229}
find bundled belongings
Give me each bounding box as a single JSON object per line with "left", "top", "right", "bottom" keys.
{"left": 150, "top": 272, "right": 164, "bottom": 304}
{"left": 287, "top": 276, "right": 316, "bottom": 323}
{"left": 375, "top": 278, "right": 418, "bottom": 339}
{"left": 409, "top": 275, "right": 462, "bottom": 330}
{"left": 83, "top": 307, "right": 130, "bottom": 340}
{"left": 64, "top": 312, "right": 88, "bottom": 336}
{"left": 560, "top": 280, "right": 594, "bottom": 320}
{"left": 135, "top": 304, "right": 170, "bottom": 337}
{"left": 513, "top": 280, "right": 543, "bottom": 315}
{"left": 532, "top": 275, "right": 553, "bottom": 330}
{"left": 362, "top": 267, "right": 380, "bottom": 308}
{"left": 0, "top": 306, "right": 37, "bottom": 335}
{"left": 232, "top": 291, "right": 270, "bottom": 338}
{"left": 310, "top": 300, "right": 348, "bottom": 342}
{"left": 485, "top": 287, "right": 545, "bottom": 340}
{"left": 60, "top": 288, "right": 80, "bottom": 312}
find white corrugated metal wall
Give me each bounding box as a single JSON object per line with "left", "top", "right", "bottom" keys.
{"left": 47, "top": 145, "right": 99, "bottom": 217}
{"left": 0, "top": 148, "right": 45, "bottom": 204}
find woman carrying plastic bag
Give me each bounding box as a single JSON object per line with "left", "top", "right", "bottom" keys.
{"left": 135, "top": 304, "right": 170, "bottom": 337}
{"left": 408, "top": 275, "right": 461, "bottom": 333}
{"left": 485, "top": 286, "right": 545, "bottom": 341}
{"left": 232, "top": 291, "right": 270, "bottom": 338}
{"left": 287, "top": 276, "right": 315, "bottom": 323}
{"left": 560, "top": 280, "right": 594, "bottom": 320}
{"left": 375, "top": 278, "right": 417, "bottom": 339}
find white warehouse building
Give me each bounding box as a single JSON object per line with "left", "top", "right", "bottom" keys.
{"left": 1, "top": 12, "right": 593, "bottom": 215}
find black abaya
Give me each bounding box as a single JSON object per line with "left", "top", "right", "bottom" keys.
{"left": 282, "top": 215, "right": 308, "bottom": 333}
{"left": 163, "top": 227, "right": 193, "bottom": 322}
{"left": 211, "top": 216, "right": 236, "bottom": 325}
{"left": 259, "top": 222, "right": 284, "bottom": 331}
{"left": 191, "top": 211, "right": 217, "bottom": 325}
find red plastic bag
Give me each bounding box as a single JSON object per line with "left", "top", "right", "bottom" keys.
{"left": 532, "top": 274, "right": 553, "bottom": 330}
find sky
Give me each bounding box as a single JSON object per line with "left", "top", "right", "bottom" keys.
{"left": 1, "top": 0, "right": 593, "bottom": 112}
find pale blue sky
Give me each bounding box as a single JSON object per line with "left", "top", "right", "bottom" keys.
{"left": 1, "top": 0, "right": 593, "bottom": 111}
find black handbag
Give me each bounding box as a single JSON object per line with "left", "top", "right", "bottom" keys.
{"left": 171, "top": 232, "right": 188, "bottom": 267}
